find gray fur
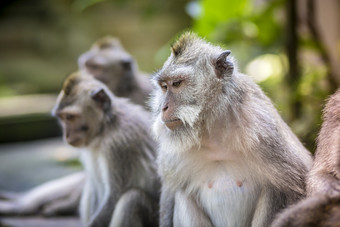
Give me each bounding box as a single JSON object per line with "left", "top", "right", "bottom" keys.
{"left": 78, "top": 36, "right": 152, "bottom": 108}
{"left": 0, "top": 38, "right": 153, "bottom": 218}
{"left": 272, "top": 89, "right": 340, "bottom": 227}
{"left": 271, "top": 194, "right": 340, "bottom": 227}
{"left": 54, "top": 72, "right": 159, "bottom": 227}
{"left": 150, "top": 32, "right": 312, "bottom": 227}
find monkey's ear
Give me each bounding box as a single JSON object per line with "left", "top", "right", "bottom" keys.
{"left": 91, "top": 88, "right": 111, "bottom": 112}
{"left": 214, "top": 50, "right": 234, "bottom": 79}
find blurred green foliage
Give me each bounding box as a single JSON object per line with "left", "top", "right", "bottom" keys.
{"left": 0, "top": 0, "right": 191, "bottom": 97}
{"left": 0, "top": 0, "right": 335, "bottom": 150}
{"left": 191, "top": 0, "right": 332, "bottom": 151}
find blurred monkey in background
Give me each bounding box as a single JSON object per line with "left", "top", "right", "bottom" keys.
{"left": 78, "top": 36, "right": 152, "bottom": 108}
{"left": 53, "top": 71, "right": 159, "bottom": 226}
{"left": 0, "top": 37, "right": 153, "bottom": 217}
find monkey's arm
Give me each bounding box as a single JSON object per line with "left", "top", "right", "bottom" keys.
{"left": 271, "top": 194, "right": 340, "bottom": 227}
{"left": 109, "top": 188, "right": 159, "bottom": 227}
{"left": 159, "top": 186, "right": 175, "bottom": 227}
{"left": 173, "top": 190, "right": 213, "bottom": 227}
{"left": 252, "top": 187, "right": 287, "bottom": 227}
{"left": 42, "top": 181, "right": 82, "bottom": 216}
{"left": 88, "top": 192, "right": 116, "bottom": 227}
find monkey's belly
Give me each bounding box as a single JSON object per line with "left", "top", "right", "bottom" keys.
{"left": 199, "top": 175, "right": 260, "bottom": 227}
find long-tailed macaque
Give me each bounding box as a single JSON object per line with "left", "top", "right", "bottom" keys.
{"left": 51, "top": 71, "right": 159, "bottom": 226}
{"left": 0, "top": 37, "right": 153, "bottom": 217}
{"left": 150, "top": 32, "right": 312, "bottom": 227}
{"left": 307, "top": 89, "right": 340, "bottom": 196}
{"left": 78, "top": 36, "right": 152, "bottom": 107}
{"left": 272, "top": 89, "right": 340, "bottom": 227}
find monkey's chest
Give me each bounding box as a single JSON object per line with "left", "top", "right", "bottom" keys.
{"left": 198, "top": 172, "right": 260, "bottom": 227}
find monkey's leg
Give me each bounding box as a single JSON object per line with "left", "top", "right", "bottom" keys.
{"left": 0, "top": 172, "right": 85, "bottom": 216}
{"left": 159, "top": 185, "right": 175, "bottom": 227}
{"left": 173, "top": 190, "right": 213, "bottom": 227}
{"left": 42, "top": 182, "right": 83, "bottom": 216}
{"left": 109, "top": 188, "right": 158, "bottom": 227}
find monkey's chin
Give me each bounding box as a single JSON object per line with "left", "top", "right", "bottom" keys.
{"left": 164, "top": 119, "right": 182, "bottom": 130}
{"left": 66, "top": 138, "right": 84, "bottom": 147}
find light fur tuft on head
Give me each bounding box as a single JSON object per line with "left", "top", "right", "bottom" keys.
{"left": 92, "top": 36, "right": 122, "bottom": 50}
{"left": 171, "top": 32, "right": 201, "bottom": 57}
{"left": 62, "top": 72, "right": 81, "bottom": 96}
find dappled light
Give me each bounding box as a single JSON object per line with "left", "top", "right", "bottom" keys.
{"left": 245, "top": 54, "right": 285, "bottom": 82}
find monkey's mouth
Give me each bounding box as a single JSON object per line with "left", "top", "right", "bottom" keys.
{"left": 164, "top": 118, "right": 182, "bottom": 130}
{"left": 165, "top": 118, "right": 181, "bottom": 123}
{"left": 67, "top": 137, "right": 83, "bottom": 147}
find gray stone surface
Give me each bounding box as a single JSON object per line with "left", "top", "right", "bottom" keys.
{"left": 0, "top": 138, "right": 82, "bottom": 227}
{"left": 0, "top": 217, "right": 81, "bottom": 227}
{"left": 0, "top": 138, "right": 82, "bottom": 192}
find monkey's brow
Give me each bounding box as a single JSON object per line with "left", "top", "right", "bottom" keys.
{"left": 153, "top": 74, "right": 187, "bottom": 82}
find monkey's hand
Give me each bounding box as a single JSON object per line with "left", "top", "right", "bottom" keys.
{"left": 309, "top": 173, "right": 340, "bottom": 196}
{"left": 88, "top": 193, "right": 115, "bottom": 227}
{"left": 327, "top": 180, "right": 340, "bottom": 196}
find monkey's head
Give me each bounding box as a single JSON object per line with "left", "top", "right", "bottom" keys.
{"left": 52, "top": 72, "right": 113, "bottom": 147}
{"left": 78, "top": 36, "right": 136, "bottom": 93}
{"left": 150, "top": 32, "right": 235, "bottom": 148}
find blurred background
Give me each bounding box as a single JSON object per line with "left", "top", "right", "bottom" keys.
{"left": 0, "top": 0, "right": 339, "bottom": 195}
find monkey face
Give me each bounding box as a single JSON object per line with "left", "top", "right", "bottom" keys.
{"left": 53, "top": 72, "right": 113, "bottom": 148}
{"left": 78, "top": 38, "right": 135, "bottom": 94}
{"left": 56, "top": 108, "right": 91, "bottom": 147}
{"left": 150, "top": 33, "right": 234, "bottom": 137}
{"left": 156, "top": 77, "right": 198, "bottom": 130}
{"left": 151, "top": 68, "right": 203, "bottom": 134}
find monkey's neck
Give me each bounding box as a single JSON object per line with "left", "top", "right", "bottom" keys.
{"left": 115, "top": 77, "right": 138, "bottom": 97}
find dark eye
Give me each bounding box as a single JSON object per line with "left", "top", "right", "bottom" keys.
{"left": 85, "top": 61, "right": 99, "bottom": 71}
{"left": 65, "top": 114, "right": 76, "bottom": 121}
{"left": 172, "top": 80, "right": 182, "bottom": 87}
{"left": 160, "top": 82, "right": 167, "bottom": 91}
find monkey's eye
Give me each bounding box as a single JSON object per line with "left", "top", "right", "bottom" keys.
{"left": 58, "top": 113, "right": 76, "bottom": 122}
{"left": 65, "top": 114, "right": 75, "bottom": 121}
{"left": 160, "top": 82, "right": 168, "bottom": 91}
{"left": 85, "top": 62, "right": 99, "bottom": 70}
{"left": 172, "top": 80, "right": 182, "bottom": 87}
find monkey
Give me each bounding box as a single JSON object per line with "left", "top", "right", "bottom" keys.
{"left": 78, "top": 36, "right": 152, "bottom": 107}
{"left": 307, "top": 88, "right": 340, "bottom": 197}
{"left": 51, "top": 71, "right": 160, "bottom": 227}
{"left": 0, "top": 37, "right": 153, "bottom": 217}
{"left": 271, "top": 89, "right": 340, "bottom": 227}
{"left": 271, "top": 194, "right": 340, "bottom": 227}
{"left": 149, "top": 32, "right": 312, "bottom": 227}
